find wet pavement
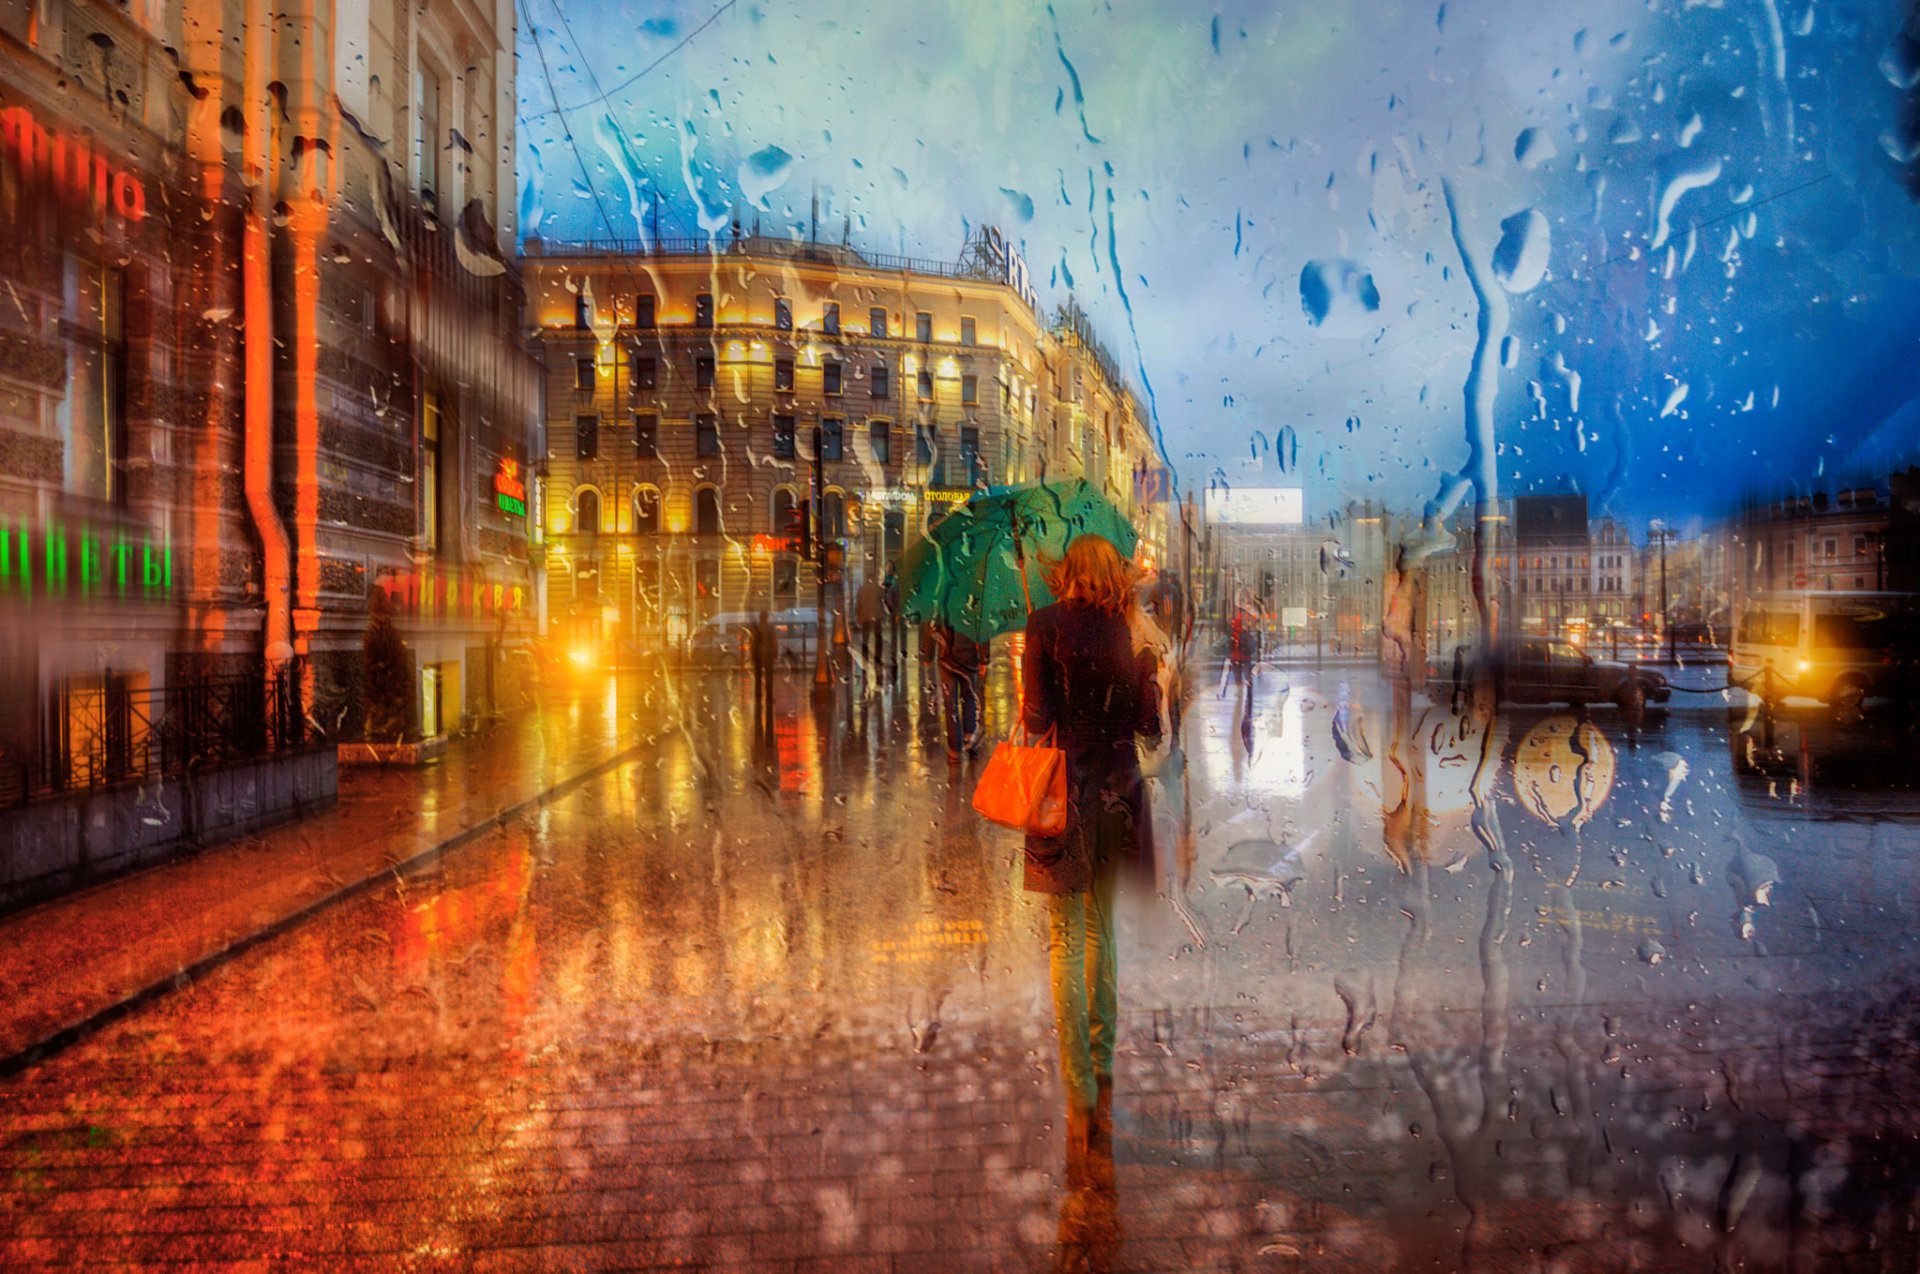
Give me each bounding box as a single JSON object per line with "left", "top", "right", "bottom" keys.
{"left": 3, "top": 660, "right": 1920, "bottom": 1270}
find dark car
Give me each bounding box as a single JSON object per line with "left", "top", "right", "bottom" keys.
{"left": 1495, "top": 638, "right": 1671, "bottom": 710}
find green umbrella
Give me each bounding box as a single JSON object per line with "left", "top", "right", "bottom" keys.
{"left": 889, "top": 478, "right": 1139, "bottom": 643}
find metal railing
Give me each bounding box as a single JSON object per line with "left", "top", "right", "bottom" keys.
{"left": 0, "top": 671, "right": 311, "bottom": 811}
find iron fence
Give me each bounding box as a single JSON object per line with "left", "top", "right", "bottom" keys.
{"left": 0, "top": 671, "right": 310, "bottom": 811}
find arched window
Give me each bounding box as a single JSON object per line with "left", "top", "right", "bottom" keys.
{"left": 575, "top": 488, "right": 601, "bottom": 535}
{"left": 633, "top": 485, "right": 660, "bottom": 535}
{"left": 822, "top": 489, "right": 847, "bottom": 539}
{"left": 771, "top": 486, "right": 798, "bottom": 536}
{"left": 695, "top": 486, "right": 722, "bottom": 536}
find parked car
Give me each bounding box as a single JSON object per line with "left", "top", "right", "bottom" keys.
{"left": 1493, "top": 638, "right": 1672, "bottom": 710}
{"left": 684, "top": 609, "right": 825, "bottom": 666}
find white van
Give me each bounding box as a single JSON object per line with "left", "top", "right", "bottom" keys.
{"left": 1731, "top": 591, "right": 1916, "bottom": 707}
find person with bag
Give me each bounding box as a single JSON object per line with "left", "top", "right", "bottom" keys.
{"left": 1018, "top": 533, "right": 1160, "bottom": 1189}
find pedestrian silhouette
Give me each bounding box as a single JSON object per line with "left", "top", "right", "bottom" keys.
{"left": 748, "top": 610, "right": 777, "bottom": 727}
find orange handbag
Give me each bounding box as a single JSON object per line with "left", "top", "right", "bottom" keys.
{"left": 972, "top": 729, "right": 1068, "bottom": 837}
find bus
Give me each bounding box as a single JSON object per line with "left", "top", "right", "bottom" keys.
{"left": 1731, "top": 591, "right": 1917, "bottom": 708}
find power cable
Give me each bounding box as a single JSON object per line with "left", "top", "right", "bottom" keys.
{"left": 523, "top": 0, "right": 740, "bottom": 122}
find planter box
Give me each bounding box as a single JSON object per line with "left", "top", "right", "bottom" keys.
{"left": 337, "top": 735, "right": 448, "bottom": 767}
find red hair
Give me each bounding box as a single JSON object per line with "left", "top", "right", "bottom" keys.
{"left": 1046, "top": 534, "right": 1135, "bottom": 617}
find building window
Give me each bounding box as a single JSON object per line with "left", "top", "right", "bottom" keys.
{"left": 915, "top": 422, "right": 936, "bottom": 465}
{"left": 961, "top": 374, "right": 978, "bottom": 405}
{"left": 61, "top": 259, "right": 124, "bottom": 505}
{"left": 415, "top": 62, "right": 442, "bottom": 211}
{"left": 823, "top": 490, "right": 847, "bottom": 539}
{"left": 961, "top": 425, "right": 981, "bottom": 484}
{"left": 575, "top": 413, "right": 600, "bottom": 460}
{"left": 917, "top": 311, "right": 933, "bottom": 343}
{"left": 631, "top": 354, "right": 656, "bottom": 390}
{"left": 633, "top": 486, "right": 660, "bottom": 535}
{"left": 576, "top": 488, "right": 601, "bottom": 535}
{"left": 575, "top": 357, "right": 596, "bottom": 390}
{"left": 774, "top": 357, "right": 795, "bottom": 392}
{"left": 1855, "top": 535, "right": 1868, "bottom": 557}
{"left": 696, "top": 414, "right": 720, "bottom": 457}
{"left": 695, "top": 559, "right": 720, "bottom": 619}
{"left": 635, "top": 294, "right": 655, "bottom": 329}
{"left": 772, "top": 413, "right": 797, "bottom": 459}
{"left": 634, "top": 412, "right": 657, "bottom": 459}
{"left": 822, "top": 301, "right": 840, "bottom": 335}
{"left": 871, "top": 362, "right": 890, "bottom": 399}
{"left": 695, "top": 487, "right": 722, "bottom": 536}
{"left": 1824, "top": 538, "right": 1837, "bottom": 560}
{"left": 917, "top": 369, "right": 934, "bottom": 401}
{"left": 574, "top": 557, "right": 599, "bottom": 600}
{"left": 575, "top": 290, "right": 591, "bottom": 330}
{"left": 772, "top": 486, "right": 798, "bottom": 536}
{"left": 870, "top": 306, "right": 887, "bottom": 338}
{"left": 774, "top": 297, "right": 792, "bottom": 331}
{"left": 695, "top": 354, "right": 716, "bottom": 390}
{"left": 821, "top": 417, "right": 844, "bottom": 462}
{"left": 823, "top": 360, "right": 842, "bottom": 396}
{"left": 960, "top": 317, "right": 976, "bottom": 346}
{"left": 694, "top": 293, "right": 714, "bottom": 328}
{"left": 420, "top": 392, "right": 440, "bottom": 550}
{"left": 869, "top": 420, "right": 892, "bottom": 465}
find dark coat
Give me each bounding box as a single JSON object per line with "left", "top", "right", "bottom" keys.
{"left": 1020, "top": 600, "right": 1161, "bottom": 894}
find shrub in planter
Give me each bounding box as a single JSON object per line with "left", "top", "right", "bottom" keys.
{"left": 363, "top": 590, "right": 415, "bottom": 742}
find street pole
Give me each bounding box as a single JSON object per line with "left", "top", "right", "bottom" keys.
{"left": 812, "top": 423, "right": 833, "bottom": 697}
{"left": 1661, "top": 531, "right": 1672, "bottom": 665}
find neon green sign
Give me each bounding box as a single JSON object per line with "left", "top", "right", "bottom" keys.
{"left": 0, "top": 519, "right": 173, "bottom": 601}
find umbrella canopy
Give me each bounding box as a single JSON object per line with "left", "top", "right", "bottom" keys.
{"left": 890, "top": 478, "right": 1139, "bottom": 643}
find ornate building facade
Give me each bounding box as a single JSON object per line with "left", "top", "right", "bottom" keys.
{"left": 521, "top": 231, "right": 1167, "bottom": 651}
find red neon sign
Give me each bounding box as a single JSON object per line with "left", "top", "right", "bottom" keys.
{"left": 0, "top": 105, "right": 147, "bottom": 223}
{"left": 494, "top": 457, "right": 528, "bottom": 516}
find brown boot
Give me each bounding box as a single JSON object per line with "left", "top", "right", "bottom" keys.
{"left": 1086, "top": 1077, "right": 1116, "bottom": 1190}
{"left": 1064, "top": 1104, "right": 1095, "bottom": 1189}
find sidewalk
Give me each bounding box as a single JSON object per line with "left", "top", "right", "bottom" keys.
{"left": 0, "top": 679, "right": 661, "bottom": 1074}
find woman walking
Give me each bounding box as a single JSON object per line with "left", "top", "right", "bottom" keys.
{"left": 1020, "top": 534, "right": 1161, "bottom": 1188}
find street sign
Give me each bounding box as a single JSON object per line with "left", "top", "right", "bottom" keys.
{"left": 1281, "top": 606, "right": 1309, "bottom": 628}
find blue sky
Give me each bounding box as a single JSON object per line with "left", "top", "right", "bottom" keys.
{"left": 516, "top": 0, "right": 1920, "bottom": 527}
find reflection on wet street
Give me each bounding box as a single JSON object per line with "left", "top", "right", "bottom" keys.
{"left": 5, "top": 663, "right": 1920, "bottom": 1269}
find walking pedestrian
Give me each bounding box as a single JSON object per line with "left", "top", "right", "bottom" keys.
{"left": 748, "top": 609, "right": 777, "bottom": 724}
{"left": 855, "top": 573, "right": 884, "bottom": 676}
{"left": 934, "top": 621, "right": 985, "bottom": 763}
{"left": 1020, "top": 533, "right": 1161, "bottom": 1189}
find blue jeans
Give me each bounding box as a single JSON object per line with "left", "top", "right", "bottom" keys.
{"left": 939, "top": 663, "right": 980, "bottom": 753}
{"left": 1047, "top": 852, "right": 1118, "bottom": 1111}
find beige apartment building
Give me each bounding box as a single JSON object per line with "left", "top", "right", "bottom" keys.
{"left": 520, "top": 231, "right": 1167, "bottom": 651}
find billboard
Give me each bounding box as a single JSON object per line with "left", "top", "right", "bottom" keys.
{"left": 1205, "top": 487, "right": 1303, "bottom": 525}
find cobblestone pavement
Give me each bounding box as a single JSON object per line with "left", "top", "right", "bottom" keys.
{"left": 4, "top": 662, "right": 1920, "bottom": 1270}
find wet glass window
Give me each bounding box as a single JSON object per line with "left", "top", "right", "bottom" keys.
{"left": 823, "top": 360, "right": 842, "bottom": 396}
{"left": 961, "top": 374, "right": 977, "bottom": 405}
{"left": 774, "top": 297, "right": 792, "bottom": 331}
{"left": 574, "top": 413, "right": 599, "bottom": 460}
{"left": 960, "top": 316, "right": 976, "bottom": 346}
{"left": 695, "top": 355, "right": 715, "bottom": 389}
{"left": 696, "top": 414, "right": 720, "bottom": 457}
{"left": 917, "top": 369, "right": 934, "bottom": 401}
{"left": 694, "top": 488, "right": 721, "bottom": 536}
{"left": 631, "top": 354, "right": 656, "bottom": 390}
{"left": 916, "top": 311, "right": 932, "bottom": 343}
{"left": 821, "top": 301, "right": 839, "bottom": 335}
{"left": 772, "top": 413, "right": 796, "bottom": 459}
{"left": 775, "top": 357, "right": 794, "bottom": 391}
{"left": 574, "top": 357, "right": 595, "bottom": 391}
{"left": 575, "top": 488, "right": 600, "bottom": 535}
{"left": 869, "top": 420, "right": 891, "bottom": 465}
{"left": 1739, "top": 605, "right": 1802, "bottom": 648}
{"left": 1814, "top": 611, "right": 1901, "bottom": 650}
{"left": 915, "top": 423, "right": 936, "bottom": 467}
{"left": 694, "top": 293, "right": 713, "bottom": 327}
{"left": 633, "top": 412, "right": 657, "bottom": 459}
{"left": 869, "top": 307, "right": 887, "bottom": 338}
{"left": 633, "top": 486, "right": 660, "bottom": 535}
{"left": 820, "top": 417, "right": 844, "bottom": 462}
{"left": 635, "top": 294, "right": 655, "bottom": 329}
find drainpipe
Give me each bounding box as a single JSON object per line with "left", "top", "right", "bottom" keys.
{"left": 242, "top": 0, "right": 292, "bottom": 672}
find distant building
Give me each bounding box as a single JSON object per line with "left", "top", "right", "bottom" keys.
{"left": 520, "top": 232, "right": 1166, "bottom": 651}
